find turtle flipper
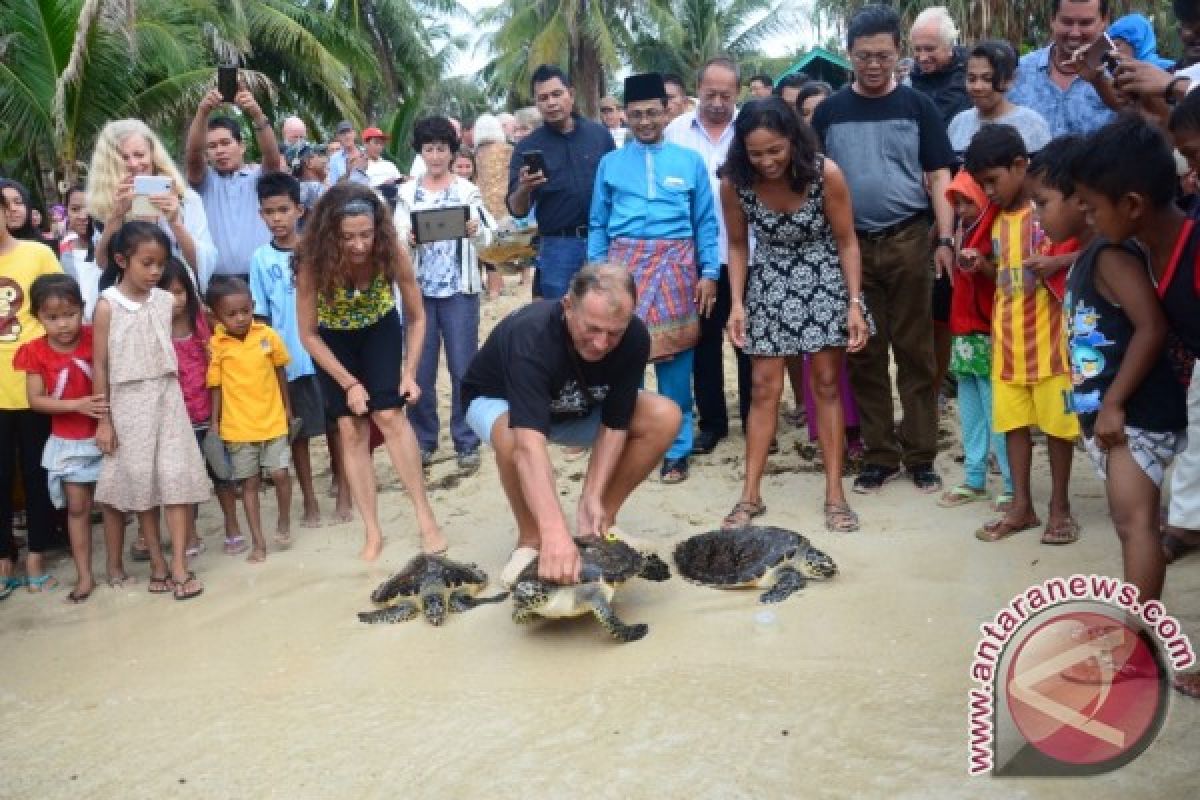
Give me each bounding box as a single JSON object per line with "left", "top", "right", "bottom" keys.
{"left": 450, "top": 590, "right": 511, "bottom": 612}
{"left": 358, "top": 602, "right": 419, "bottom": 624}
{"left": 759, "top": 566, "right": 806, "bottom": 604}
{"left": 422, "top": 593, "right": 447, "bottom": 626}
{"left": 589, "top": 596, "right": 648, "bottom": 642}
{"left": 638, "top": 553, "right": 671, "bottom": 582}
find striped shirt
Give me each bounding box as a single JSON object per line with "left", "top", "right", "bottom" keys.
{"left": 991, "top": 207, "right": 1070, "bottom": 384}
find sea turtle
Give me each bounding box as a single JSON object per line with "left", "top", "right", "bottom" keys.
{"left": 358, "top": 554, "right": 508, "bottom": 626}
{"left": 673, "top": 526, "right": 837, "bottom": 603}
{"left": 511, "top": 537, "right": 671, "bottom": 642}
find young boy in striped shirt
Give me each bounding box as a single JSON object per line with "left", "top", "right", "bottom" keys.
{"left": 963, "top": 125, "right": 1084, "bottom": 545}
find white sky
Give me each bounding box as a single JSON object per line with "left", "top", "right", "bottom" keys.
{"left": 447, "top": 0, "right": 820, "bottom": 78}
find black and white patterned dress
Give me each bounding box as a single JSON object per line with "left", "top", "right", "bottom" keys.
{"left": 739, "top": 157, "right": 855, "bottom": 356}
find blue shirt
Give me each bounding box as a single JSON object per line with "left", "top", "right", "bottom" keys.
{"left": 248, "top": 243, "right": 315, "bottom": 380}
{"left": 587, "top": 140, "right": 720, "bottom": 279}
{"left": 193, "top": 164, "right": 272, "bottom": 276}
{"left": 1009, "top": 46, "right": 1115, "bottom": 137}
{"left": 327, "top": 149, "right": 347, "bottom": 184}
{"left": 508, "top": 115, "right": 615, "bottom": 233}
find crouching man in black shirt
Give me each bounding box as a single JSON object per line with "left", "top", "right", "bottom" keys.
{"left": 462, "top": 264, "right": 680, "bottom": 584}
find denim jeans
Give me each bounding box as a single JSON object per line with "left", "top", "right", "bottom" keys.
{"left": 409, "top": 293, "right": 481, "bottom": 455}
{"left": 536, "top": 236, "right": 588, "bottom": 300}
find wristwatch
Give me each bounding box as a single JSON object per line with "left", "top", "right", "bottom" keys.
{"left": 936, "top": 237, "right": 955, "bottom": 250}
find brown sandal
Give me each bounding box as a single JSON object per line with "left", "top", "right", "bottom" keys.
{"left": 1041, "top": 516, "right": 1080, "bottom": 545}
{"left": 722, "top": 500, "right": 766, "bottom": 530}
{"left": 975, "top": 515, "right": 1041, "bottom": 542}
{"left": 824, "top": 502, "right": 860, "bottom": 533}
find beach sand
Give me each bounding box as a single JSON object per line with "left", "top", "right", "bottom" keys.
{"left": 3, "top": 284, "right": 1198, "bottom": 799}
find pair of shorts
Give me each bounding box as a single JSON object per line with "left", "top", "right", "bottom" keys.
{"left": 992, "top": 374, "right": 1081, "bottom": 439}
{"left": 1083, "top": 426, "right": 1185, "bottom": 487}
{"left": 316, "top": 310, "right": 406, "bottom": 419}
{"left": 41, "top": 435, "right": 102, "bottom": 509}
{"left": 228, "top": 435, "right": 290, "bottom": 481}
{"left": 289, "top": 375, "right": 327, "bottom": 439}
{"left": 193, "top": 427, "right": 236, "bottom": 488}
{"left": 466, "top": 396, "right": 603, "bottom": 448}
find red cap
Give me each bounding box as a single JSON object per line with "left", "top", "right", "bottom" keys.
{"left": 362, "top": 126, "right": 388, "bottom": 141}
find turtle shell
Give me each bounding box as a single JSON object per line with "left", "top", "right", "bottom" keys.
{"left": 673, "top": 526, "right": 809, "bottom": 586}
{"left": 370, "top": 554, "right": 488, "bottom": 604}
{"left": 517, "top": 537, "right": 646, "bottom": 586}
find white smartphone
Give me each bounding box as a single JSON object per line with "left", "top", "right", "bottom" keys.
{"left": 131, "top": 175, "right": 172, "bottom": 218}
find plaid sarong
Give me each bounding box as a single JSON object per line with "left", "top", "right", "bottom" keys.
{"left": 608, "top": 237, "right": 699, "bottom": 361}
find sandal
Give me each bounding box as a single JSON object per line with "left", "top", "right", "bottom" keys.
{"left": 1041, "top": 515, "right": 1081, "bottom": 546}
{"left": 107, "top": 573, "right": 136, "bottom": 588}
{"left": 65, "top": 587, "right": 93, "bottom": 604}
{"left": 975, "top": 514, "right": 1041, "bottom": 542}
{"left": 26, "top": 574, "right": 59, "bottom": 593}
{"left": 172, "top": 571, "right": 203, "bottom": 601}
{"left": 223, "top": 535, "right": 249, "bottom": 555}
{"left": 185, "top": 540, "right": 207, "bottom": 558}
{"left": 660, "top": 457, "right": 689, "bottom": 484}
{"left": 147, "top": 574, "right": 173, "bottom": 594}
{"left": 722, "top": 500, "right": 767, "bottom": 530}
{"left": 937, "top": 484, "right": 988, "bottom": 508}
{"left": 992, "top": 492, "right": 1014, "bottom": 513}
{"left": 1162, "top": 530, "right": 1200, "bottom": 564}
{"left": 824, "top": 502, "right": 860, "bottom": 533}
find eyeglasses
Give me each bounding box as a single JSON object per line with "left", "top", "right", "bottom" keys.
{"left": 626, "top": 108, "right": 664, "bottom": 122}
{"left": 851, "top": 51, "right": 898, "bottom": 66}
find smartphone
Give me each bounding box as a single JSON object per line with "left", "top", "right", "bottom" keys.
{"left": 131, "top": 175, "right": 171, "bottom": 218}
{"left": 218, "top": 65, "right": 239, "bottom": 103}
{"left": 1076, "top": 33, "right": 1118, "bottom": 73}
{"left": 522, "top": 149, "right": 547, "bottom": 177}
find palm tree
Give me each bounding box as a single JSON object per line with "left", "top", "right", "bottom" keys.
{"left": 628, "top": 0, "right": 791, "bottom": 82}
{"left": 478, "top": 0, "right": 643, "bottom": 115}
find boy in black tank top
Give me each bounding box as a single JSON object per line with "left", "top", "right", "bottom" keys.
{"left": 1072, "top": 115, "right": 1199, "bottom": 697}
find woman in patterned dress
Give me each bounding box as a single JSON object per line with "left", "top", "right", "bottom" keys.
{"left": 720, "top": 98, "right": 870, "bottom": 533}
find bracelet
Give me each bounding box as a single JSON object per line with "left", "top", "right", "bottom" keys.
{"left": 1165, "top": 75, "right": 1190, "bottom": 105}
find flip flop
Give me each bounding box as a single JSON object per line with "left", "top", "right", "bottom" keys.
{"left": 65, "top": 587, "right": 93, "bottom": 604}
{"left": 722, "top": 500, "right": 767, "bottom": 530}
{"left": 992, "top": 492, "right": 1015, "bottom": 513}
{"left": 1041, "top": 516, "right": 1081, "bottom": 546}
{"left": 660, "top": 457, "right": 689, "bottom": 485}
{"left": 147, "top": 574, "right": 173, "bottom": 594}
{"left": 937, "top": 485, "right": 989, "bottom": 508}
{"left": 824, "top": 502, "right": 860, "bottom": 533}
{"left": 25, "top": 574, "right": 59, "bottom": 592}
{"left": 185, "top": 540, "right": 207, "bottom": 558}
{"left": 173, "top": 571, "right": 203, "bottom": 601}
{"left": 223, "top": 535, "right": 249, "bottom": 555}
{"left": 975, "top": 515, "right": 1041, "bottom": 542}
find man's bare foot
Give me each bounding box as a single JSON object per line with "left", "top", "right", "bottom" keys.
{"left": 332, "top": 507, "right": 354, "bottom": 524}
{"left": 421, "top": 528, "right": 449, "bottom": 556}
{"left": 274, "top": 527, "right": 293, "bottom": 547}
{"left": 106, "top": 571, "right": 136, "bottom": 588}
{"left": 301, "top": 509, "right": 322, "bottom": 529}
{"left": 360, "top": 537, "right": 384, "bottom": 562}
{"left": 247, "top": 548, "right": 267, "bottom": 564}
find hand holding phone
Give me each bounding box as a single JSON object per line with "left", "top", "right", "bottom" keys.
{"left": 1073, "top": 33, "right": 1118, "bottom": 75}
{"left": 218, "top": 65, "right": 239, "bottom": 103}
{"left": 131, "top": 175, "right": 172, "bottom": 219}
{"left": 522, "top": 149, "right": 548, "bottom": 178}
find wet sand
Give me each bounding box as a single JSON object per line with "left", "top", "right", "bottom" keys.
{"left": 3, "top": 285, "right": 1199, "bottom": 798}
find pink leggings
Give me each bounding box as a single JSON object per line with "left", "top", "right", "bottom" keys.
{"left": 799, "top": 353, "right": 860, "bottom": 442}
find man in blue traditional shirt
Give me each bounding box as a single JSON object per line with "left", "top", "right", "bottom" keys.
{"left": 588, "top": 73, "right": 720, "bottom": 485}
{"left": 1009, "top": 0, "right": 1115, "bottom": 136}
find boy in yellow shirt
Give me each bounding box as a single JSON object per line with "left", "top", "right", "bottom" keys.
{"left": 964, "top": 125, "right": 1081, "bottom": 545}
{"left": 207, "top": 278, "right": 293, "bottom": 563}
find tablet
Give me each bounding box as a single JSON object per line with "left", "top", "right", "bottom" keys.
{"left": 411, "top": 206, "right": 469, "bottom": 244}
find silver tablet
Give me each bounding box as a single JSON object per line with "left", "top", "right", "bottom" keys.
{"left": 411, "top": 206, "right": 469, "bottom": 244}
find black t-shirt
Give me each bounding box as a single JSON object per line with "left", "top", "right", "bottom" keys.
{"left": 462, "top": 299, "right": 650, "bottom": 434}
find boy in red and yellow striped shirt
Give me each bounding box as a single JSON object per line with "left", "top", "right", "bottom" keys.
{"left": 964, "top": 126, "right": 1083, "bottom": 545}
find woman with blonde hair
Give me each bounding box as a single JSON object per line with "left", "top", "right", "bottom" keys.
{"left": 87, "top": 119, "right": 216, "bottom": 289}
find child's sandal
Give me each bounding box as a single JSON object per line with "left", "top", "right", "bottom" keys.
{"left": 223, "top": 535, "right": 249, "bottom": 555}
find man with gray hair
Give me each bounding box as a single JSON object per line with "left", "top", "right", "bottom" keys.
{"left": 463, "top": 264, "right": 679, "bottom": 584}
{"left": 909, "top": 5, "right": 971, "bottom": 125}
{"left": 281, "top": 115, "right": 308, "bottom": 146}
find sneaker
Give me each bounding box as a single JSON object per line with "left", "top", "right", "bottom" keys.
{"left": 456, "top": 449, "right": 481, "bottom": 471}
{"left": 420, "top": 449, "right": 434, "bottom": 468}
{"left": 909, "top": 463, "right": 943, "bottom": 493}
{"left": 852, "top": 464, "right": 901, "bottom": 494}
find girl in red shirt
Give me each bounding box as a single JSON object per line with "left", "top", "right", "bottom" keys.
{"left": 13, "top": 274, "right": 112, "bottom": 602}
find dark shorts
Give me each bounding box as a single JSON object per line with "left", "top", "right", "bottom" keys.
{"left": 316, "top": 309, "right": 406, "bottom": 419}
{"left": 193, "top": 427, "right": 235, "bottom": 489}
{"left": 932, "top": 269, "right": 951, "bottom": 324}
{"left": 289, "top": 375, "right": 326, "bottom": 439}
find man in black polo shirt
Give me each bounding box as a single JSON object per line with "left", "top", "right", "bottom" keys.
{"left": 508, "top": 65, "right": 616, "bottom": 300}
{"left": 463, "top": 265, "right": 679, "bottom": 585}
{"left": 811, "top": 4, "right": 956, "bottom": 495}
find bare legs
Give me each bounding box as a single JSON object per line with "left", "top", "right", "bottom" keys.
{"left": 239, "top": 468, "right": 292, "bottom": 563}
{"left": 337, "top": 407, "right": 446, "bottom": 561}
{"left": 291, "top": 437, "right": 321, "bottom": 527}
{"left": 491, "top": 392, "right": 678, "bottom": 549}
{"left": 327, "top": 426, "right": 354, "bottom": 522}
{"left": 808, "top": 350, "right": 850, "bottom": 508}
{"left": 739, "top": 357, "right": 784, "bottom": 507}
{"left": 63, "top": 482, "right": 96, "bottom": 599}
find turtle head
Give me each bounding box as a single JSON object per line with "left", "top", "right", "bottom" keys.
{"left": 638, "top": 553, "right": 671, "bottom": 582}
{"left": 798, "top": 546, "right": 837, "bottom": 580}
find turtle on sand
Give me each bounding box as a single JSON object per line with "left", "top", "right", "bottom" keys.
{"left": 673, "top": 526, "right": 837, "bottom": 603}
{"left": 511, "top": 537, "right": 671, "bottom": 642}
{"left": 358, "top": 554, "right": 508, "bottom": 626}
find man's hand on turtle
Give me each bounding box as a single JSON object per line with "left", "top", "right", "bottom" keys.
{"left": 538, "top": 533, "right": 581, "bottom": 585}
